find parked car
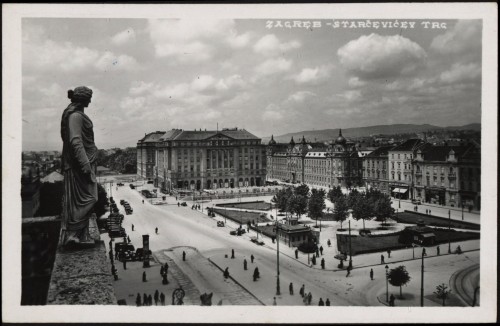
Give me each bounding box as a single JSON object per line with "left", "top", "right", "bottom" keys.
{"left": 120, "top": 199, "right": 125, "bottom": 205}
{"left": 115, "top": 242, "right": 135, "bottom": 254}
{"left": 129, "top": 184, "right": 135, "bottom": 189}
{"left": 217, "top": 221, "right": 225, "bottom": 227}
{"left": 181, "top": 202, "right": 187, "bottom": 207}
{"left": 117, "top": 182, "right": 124, "bottom": 186}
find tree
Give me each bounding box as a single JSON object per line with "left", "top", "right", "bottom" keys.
{"left": 272, "top": 188, "right": 293, "bottom": 214}
{"left": 351, "top": 194, "right": 374, "bottom": 230}
{"left": 294, "top": 183, "right": 310, "bottom": 198}
{"left": 388, "top": 266, "right": 411, "bottom": 298}
{"left": 333, "top": 195, "right": 349, "bottom": 230}
{"left": 327, "top": 186, "right": 343, "bottom": 203}
{"left": 373, "top": 195, "right": 394, "bottom": 226}
{"left": 94, "top": 183, "right": 109, "bottom": 217}
{"left": 347, "top": 189, "right": 360, "bottom": 208}
{"left": 287, "top": 194, "right": 308, "bottom": 218}
{"left": 308, "top": 189, "right": 326, "bottom": 226}
{"left": 434, "top": 283, "right": 452, "bottom": 306}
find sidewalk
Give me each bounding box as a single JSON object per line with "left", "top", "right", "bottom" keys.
{"left": 393, "top": 198, "right": 480, "bottom": 224}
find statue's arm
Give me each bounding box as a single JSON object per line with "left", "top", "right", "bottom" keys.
{"left": 68, "top": 113, "right": 92, "bottom": 175}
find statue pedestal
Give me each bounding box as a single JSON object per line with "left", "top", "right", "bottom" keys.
{"left": 61, "top": 214, "right": 98, "bottom": 250}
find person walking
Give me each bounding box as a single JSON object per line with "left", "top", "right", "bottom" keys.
{"left": 251, "top": 254, "right": 255, "bottom": 263}
{"left": 160, "top": 292, "right": 165, "bottom": 306}
{"left": 316, "top": 248, "right": 320, "bottom": 257}
{"left": 320, "top": 246, "right": 324, "bottom": 255}
{"left": 123, "top": 259, "right": 127, "bottom": 270}
{"left": 231, "top": 249, "right": 235, "bottom": 259}
{"left": 154, "top": 290, "right": 159, "bottom": 305}
{"left": 223, "top": 267, "right": 230, "bottom": 279}
{"left": 164, "top": 262, "right": 169, "bottom": 275}
{"left": 243, "top": 259, "right": 248, "bottom": 270}
{"left": 346, "top": 265, "right": 351, "bottom": 277}
{"left": 177, "top": 202, "right": 180, "bottom": 207}
{"left": 387, "top": 249, "right": 391, "bottom": 258}
{"left": 155, "top": 227, "right": 158, "bottom": 234}
{"left": 148, "top": 294, "right": 153, "bottom": 306}
{"left": 136, "top": 293, "right": 142, "bottom": 307}
{"left": 370, "top": 268, "right": 374, "bottom": 280}
{"left": 318, "top": 298, "right": 325, "bottom": 306}
{"left": 311, "top": 255, "right": 316, "bottom": 265}
{"left": 295, "top": 249, "right": 299, "bottom": 259}
{"left": 321, "top": 258, "right": 325, "bottom": 270}
{"left": 132, "top": 224, "right": 134, "bottom": 231}
{"left": 389, "top": 294, "right": 396, "bottom": 307}
{"left": 289, "top": 282, "right": 294, "bottom": 295}
{"left": 326, "top": 298, "right": 331, "bottom": 306}
{"left": 436, "top": 245, "right": 440, "bottom": 256}
{"left": 127, "top": 235, "right": 131, "bottom": 243}
{"left": 300, "top": 284, "right": 305, "bottom": 297}
{"left": 327, "top": 239, "right": 331, "bottom": 247}
{"left": 422, "top": 248, "right": 427, "bottom": 256}
{"left": 143, "top": 293, "right": 148, "bottom": 306}
{"left": 253, "top": 267, "right": 260, "bottom": 281}
{"left": 142, "top": 200, "right": 144, "bottom": 204}
{"left": 307, "top": 292, "right": 312, "bottom": 305}
{"left": 142, "top": 271, "right": 147, "bottom": 282}
{"left": 160, "top": 265, "right": 164, "bottom": 276}
{"left": 183, "top": 251, "right": 186, "bottom": 261}
{"left": 273, "top": 297, "right": 277, "bottom": 306}
{"left": 381, "top": 254, "right": 385, "bottom": 264}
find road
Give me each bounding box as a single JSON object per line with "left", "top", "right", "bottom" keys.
{"left": 102, "top": 176, "right": 479, "bottom": 306}
{"left": 450, "top": 263, "right": 480, "bottom": 306}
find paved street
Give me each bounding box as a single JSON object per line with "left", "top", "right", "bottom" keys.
{"left": 101, "top": 176, "right": 480, "bottom": 306}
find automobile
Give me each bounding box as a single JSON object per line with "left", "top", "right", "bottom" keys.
{"left": 256, "top": 240, "right": 265, "bottom": 246}
{"left": 117, "top": 182, "right": 124, "bottom": 186}
{"left": 147, "top": 180, "right": 154, "bottom": 184}
{"left": 217, "top": 221, "right": 225, "bottom": 227}
{"left": 109, "top": 228, "right": 126, "bottom": 238}
{"left": 120, "top": 199, "right": 125, "bottom": 205}
{"left": 181, "top": 202, "right": 187, "bottom": 207}
{"left": 412, "top": 199, "right": 422, "bottom": 205}
{"left": 129, "top": 184, "right": 135, "bottom": 189}
{"left": 229, "top": 230, "right": 237, "bottom": 236}
{"left": 115, "top": 242, "right": 135, "bottom": 254}
{"left": 230, "top": 228, "right": 246, "bottom": 236}
{"left": 135, "top": 248, "right": 152, "bottom": 259}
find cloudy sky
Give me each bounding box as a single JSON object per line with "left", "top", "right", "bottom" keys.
{"left": 22, "top": 18, "right": 481, "bottom": 151}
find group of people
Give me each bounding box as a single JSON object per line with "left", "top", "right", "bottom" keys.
{"left": 425, "top": 209, "right": 432, "bottom": 215}
{"left": 108, "top": 240, "right": 119, "bottom": 281}
{"left": 413, "top": 205, "right": 419, "bottom": 212}
{"left": 191, "top": 204, "right": 201, "bottom": 210}
{"left": 136, "top": 290, "right": 166, "bottom": 306}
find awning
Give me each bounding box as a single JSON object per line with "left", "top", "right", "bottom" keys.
{"left": 420, "top": 233, "right": 436, "bottom": 238}
{"left": 392, "top": 188, "right": 408, "bottom": 194}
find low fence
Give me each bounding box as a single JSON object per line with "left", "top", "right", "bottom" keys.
{"left": 397, "top": 210, "right": 480, "bottom": 230}
{"left": 179, "top": 190, "right": 279, "bottom": 202}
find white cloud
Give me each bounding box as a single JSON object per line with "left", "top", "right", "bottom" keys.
{"left": 254, "top": 58, "right": 293, "bottom": 79}
{"left": 430, "top": 20, "right": 481, "bottom": 57}
{"left": 288, "top": 91, "right": 316, "bottom": 102}
{"left": 191, "top": 75, "right": 217, "bottom": 92}
{"left": 95, "top": 51, "right": 138, "bottom": 71}
{"left": 148, "top": 19, "right": 249, "bottom": 64}
{"left": 111, "top": 28, "right": 136, "bottom": 46}
{"left": 130, "top": 81, "right": 155, "bottom": 95}
{"left": 338, "top": 33, "right": 427, "bottom": 79}
{"left": 253, "top": 34, "right": 301, "bottom": 56}
{"left": 440, "top": 62, "right": 481, "bottom": 84}
{"left": 348, "top": 77, "right": 366, "bottom": 88}
{"left": 292, "top": 65, "right": 334, "bottom": 85}
{"left": 262, "top": 103, "right": 284, "bottom": 120}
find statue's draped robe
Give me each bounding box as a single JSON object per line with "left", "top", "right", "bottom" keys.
{"left": 61, "top": 103, "right": 98, "bottom": 238}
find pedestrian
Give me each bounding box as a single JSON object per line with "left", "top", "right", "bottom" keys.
{"left": 318, "top": 298, "right": 325, "bottom": 306}
{"left": 295, "top": 249, "right": 299, "bottom": 259}
{"left": 326, "top": 298, "right": 330, "bottom": 306}
{"left": 136, "top": 293, "right": 142, "bottom": 307}
{"left": 160, "top": 292, "right": 165, "bottom": 306}
{"left": 320, "top": 246, "right": 324, "bottom": 255}
{"left": 370, "top": 268, "right": 374, "bottom": 280}
{"left": 346, "top": 265, "right": 351, "bottom": 277}
{"left": 387, "top": 249, "right": 391, "bottom": 258}
{"left": 113, "top": 273, "right": 118, "bottom": 281}
{"left": 456, "top": 245, "right": 462, "bottom": 254}
{"left": 178, "top": 202, "right": 180, "bottom": 207}
{"left": 127, "top": 235, "right": 131, "bottom": 243}
{"left": 289, "top": 282, "right": 294, "bottom": 295}
{"left": 132, "top": 224, "right": 134, "bottom": 231}
{"left": 312, "top": 255, "right": 316, "bottom": 265}
{"left": 183, "top": 251, "right": 186, "bottom": 261}
{"left": 143, "top": 293, "right": 148, "bottom": 306}
{"left": 115, "top": 250, "right": 119, "bottom": 260}
{"left": 422, "top": 248, "right": 427, "bottom": 256}
{"left": 303, "top": 294, "right": 308, "bottom": 305}
{"left": 327, "top": 239, "right": 331, "bottom": 247}
{"left": 273, "top": 297, "right": 277, "bottom": 306}
{"left": 154, "top": 290, "right": 159, "bottom": 305}
{"left": 142, "top": 271, "right": 147, "bottom": 282}
{"left": 160, "top": 265, "right": 164, "bottom": 276}
{"left": 316, "top": 247, "right": 320, "bottom": 257}
{"left": 243, "top": 259, "right": 248, "bottom": 270}
{"left": 300, "top": 284, "right": 305, "bottom": 297}
{"left": 224, "top": 267, "right": 230, "bottom": 279}
{"left": 307, "top": 292, "right": 312, "bottom": 305}
{"left": 429, "top": 209, "right": 431, "bottom": 215}
{"left": 389, "top": 294, "right": 396, "bottom": 307}
{"left": 155, "top": 227, "right": 159, "bottom": 234}
{"left": 425, "top": 209, "right": 428, "bottom": 214}
{"left": 381, "top": 254, "right": 385, "bottom": 264}
{"left": 251, "top": 254, "right": 255, "bottom": 263}
{"left": 436, "top": 246, "right": 440, "bottom": 256}
{"left": 148, "top": 294, "right": 153, "bottom": 306}
{"left": 253, "top": 267, "right": 260, "bottom": 281}
{"left": 231, "top": 249, "right": 235, "bottom": 259}
{"left": 164, "top": 262, "right": 169, "bottom": 274}
{"left": 416, "top": 206, "right": 418, "bottom": 212}
{"left": 123, "top": 259, "right": 127, "bottom": 270}
{"left": 321, "top": 258, "right": 325, "bottom": 269}
{"left": 142, "top": 199, "right": 144, "bottom": 204}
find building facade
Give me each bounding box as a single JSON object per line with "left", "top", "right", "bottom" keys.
{"left": 136, "top": 131, "right": 166, "bottom": 180}
{"left": 139, "top": 128, "right": 267, "bottom": 191}
{"left": 387, "top": 139, "right": 429, "bottom": 200}
{"left": 362, "top": 145, "right": 393, "bottom": 194}
{"left": 413, "top": 142, "right": 480, "bottom": 210}
{"left": 266, "top": 130, "right": 363, "bottom": 189}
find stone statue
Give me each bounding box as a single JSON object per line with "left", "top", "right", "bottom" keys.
{"left": 60, "top": 86, "right": 98, "bottom": 248}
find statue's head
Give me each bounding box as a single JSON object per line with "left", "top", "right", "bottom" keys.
{"left": 68, "top": 86, "right": 93, "bottom": 107}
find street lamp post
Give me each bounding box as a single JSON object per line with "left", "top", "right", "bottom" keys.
{"left": 348, "top": 220, "right": 353, "bottom": 269}
{"left": 412, "top": 243, "right": 415, "bottom": 259}
{"left": 461, "top": 201, "right": 464, "bottom": 221}
{"left": 385, "top": 265, "right": 389, "bottom": 302}
{"left": 421, "top": 248, "right": 425, "bottom": 307}
{"left": 448, "top": 209, "right": 451, "bottom": 254}
{"left": 275, "top": 219, "right": 281, "bottom": 296}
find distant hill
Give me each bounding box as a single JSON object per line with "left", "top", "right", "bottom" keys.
{"left": 263, "top": 123, "right": 481, "bottom": 143}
